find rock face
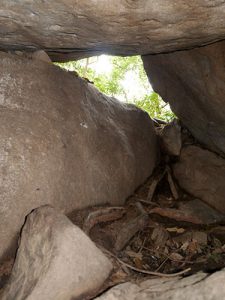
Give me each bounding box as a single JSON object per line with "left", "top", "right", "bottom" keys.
{"left": 159, "top": 120, "right": 182, "bottom": 156}
{"left": 1, "top": 1, "right": 225, "bottom": 60}
{"left": 142, "top": 40, "right": 225, "bottom": 156}
{"left": 2, "top": 206, "right": 112, "bottom": 300}
{"left": 173, "top": 145, "right": 225, "bottom": 213}
{"left": 0, "top": 52, "right": 157, "bottom": 261}
{"left": 95, "top": 270, "right": 225, "bottom": 300}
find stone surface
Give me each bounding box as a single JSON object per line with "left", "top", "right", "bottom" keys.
{"left": 142, "top": 40, "right": 225, "bottom": 156}
{"left": 178, "top": 199, "right": 225, "bottom": 224}
{"left": 2, "top": 205, "right": 112, "bottom": 300}
{"left": 31, "top": 50, "right": 52, "bottom": 63}
{"left": 173, "top": 145, "right": 225, "bottom": 213}
{"left": 1, "top": 1, "right": 225, "bottom": 60}
{"left": 159, "top": 120, "right": 182, "bottom": 156}
{"left": 95, "top": 270, "right": 225, "bottom": 300}
{"left": 0, "top": 52, "right": 157, "bottom": 261}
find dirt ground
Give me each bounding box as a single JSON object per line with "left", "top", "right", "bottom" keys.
{"left": 67, "top": 161, "right": 225, "bottom": 290}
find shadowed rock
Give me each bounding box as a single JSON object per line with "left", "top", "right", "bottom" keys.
{"left": 159, "top": 120, "right": 182, "bottom": 156}
{"left": 0, "top": 52, "right": 157, "bottom": 261}
{"left": 143, "top": 40, "right": 225, "bottom": 156}
{"left": 173, "top": 145, "right": 225, "bottom": 213}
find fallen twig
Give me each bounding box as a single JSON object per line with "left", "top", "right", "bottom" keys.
{"left": 155, "top": 258, "right": 169, "bottom": 272}
{"left": 83, "top": 206, "right": 126, "bottom": 234}
{"left": 146, "top": 169, "right": 166, "bottom": 202}
{"left": 149, "top": 207, "right": 202, "bottom": 224}
{"left": 137, "top": 198, "right": 160, "bottom": 206}
{"left": 143, "top": 247, "right": 194, "bottom": 264}
{"left": 166, "top": 166, "right": 179, "bottom": 200}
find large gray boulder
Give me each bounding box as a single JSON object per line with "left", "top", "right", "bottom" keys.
{"left": 1, "top": 1, "right": 225, "bottom": 60}
{"left": 173, "top": 145, "right": 225, "bottom": 214}
{"left": 142, "top": 40, "right": 225, "bottom": 156}
{"left": 2, "top": 206, "right": 112, "bottom": 300}
{"left": 95, "top": 270, "right": 225, "bottom": 300}
{"left": 0, "top": 52, "right": 157, "bottom": 261}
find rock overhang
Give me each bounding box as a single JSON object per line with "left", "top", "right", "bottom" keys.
{"left": 1, "top": 0, "right": 225, "bottom": 61}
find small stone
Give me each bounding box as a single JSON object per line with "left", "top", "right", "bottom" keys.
{"left": 192, "top": 231, "right": 208, "bottom": 246}
{"left": 32, "top": 50, "right": 52, "bottom": 63}
{"left": 169, "top": 253, "right": 184, "bottom": 261}
{"left": 2, "top": 205, "right": 112, "bottom": 300}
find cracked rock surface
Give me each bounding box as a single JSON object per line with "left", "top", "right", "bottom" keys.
{"left": 1, "top": 1, "right": 225, "bottom": 60}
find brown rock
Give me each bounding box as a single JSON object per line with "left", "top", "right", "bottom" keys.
{"left": 2, "top": 206, "right": 112, "bottom": 300}
{"left": 142, "top": 40, "right": 225, "bottom": 156}
{"left": 0, "top": 52, "right": 157, "bottom": 261}
{"left": 173, "top": 145, "right": 225, "bottom": 213}
{"left": 178, "top": 199, "right": 225, "bottom": 224}
{"left": 1, "top": 2, "right": 225, "bottom": 60}
{"left": 159, "top": 120, "right": 182, "bottom": 156}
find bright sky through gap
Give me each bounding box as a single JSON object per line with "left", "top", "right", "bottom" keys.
{"left": 57, "top": 54, "right": 174, "bottom": 120}
{"left": 87, "top": 55, "right": 153, "bottom": 102}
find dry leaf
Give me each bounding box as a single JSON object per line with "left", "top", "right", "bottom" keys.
{"left": 125, "top": 250, "right": 143, "bottom": 260}
{"left": 166, "top": 227, "right": 185, "bottom": 234}
{"left": 169, "top": 252, "right": 184, "bottom": 261}
{"left": 151, "top": 226, "right": 170, "bottom": 248}
{"left": 134, "top": 257, "right": 144, "bottom": 269}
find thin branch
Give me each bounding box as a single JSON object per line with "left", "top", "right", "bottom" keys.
{"left": 101, "top": 248, "right": 191, "bottom": 278}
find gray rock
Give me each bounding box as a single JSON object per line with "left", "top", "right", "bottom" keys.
{"left": 1, "top": 1, "right": 225, "bottom": 60}
{"left": 95, "top": 270, "right": 225, "bottom": 300}
{"left": 173, "top": 145, "right": 225, "bottom": 214}
{"left": 178, "top": 199, "right": 225, "bottom": 224}
{"left": 142, "top": 40, "right": 225, "bottom": 156}
{"left": 0, "top": 52, "right": 157, "bottom": 261}
{"left": 159, "top": 120, "right": 182, "bottom": 156}
{"left": 31, "top": 50, "right": 52, "bottom": 63}
{"left": 2, "top": 205, "right": 112, "bottom": 300}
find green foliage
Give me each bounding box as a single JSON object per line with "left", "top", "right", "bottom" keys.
{"left": 135, "top": 93, "right": 175, "bottom": 122}
{"left": 57, "top": 56, "right": 175, "bottom": 121}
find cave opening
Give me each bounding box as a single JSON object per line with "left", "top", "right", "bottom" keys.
{"left": 1, "top": 41, "right": 225, "bottom": 298}
{"left": 56, "top": 55, "right": 175, "bottom": 123}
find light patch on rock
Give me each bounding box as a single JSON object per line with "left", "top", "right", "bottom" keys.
{"left": 2, "top": 205, "right": 112, "bottom": 300}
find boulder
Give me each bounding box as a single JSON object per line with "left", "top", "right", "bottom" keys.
{"left": 142, "top": 40, "right": 225, "bottom": 156}
{"left": 94, "top": 270, "right": 225, "bottom": 300}
{"left": 2, "top": 206, "right": 112, "bottom": 300}
{"left": 0, "top": 52, "right": 157, "bottom": 261}
{"left": 1, "top": 1, "right": 225, "bottom": 60}
{"left": 159, "top": 120, "right": 182, "bottom": 156}
{"left": 173, "top": 145, "right": 225, "bottom": 213}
